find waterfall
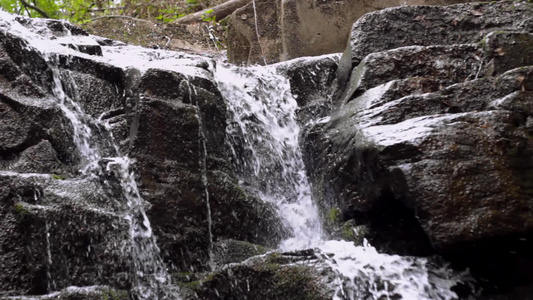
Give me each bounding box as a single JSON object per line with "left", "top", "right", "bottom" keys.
{"left": 215, "top": 64, "right": 323, "bottom": 250}
{"left": 215, "top": 62, "right": 466, "bottom": 300}
{"left": 0, "top": 13, "right": 178, "bottom": 299}
{"left": 1, "top": 10, "right": 468, "bottom": 300}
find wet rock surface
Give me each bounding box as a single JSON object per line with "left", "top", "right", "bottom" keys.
{"left": 1, "top": 1, "right": 532, "bottom": 299}
{"left": 276, "top": 54, "right": 340, "bottom": 125}
{"left": 178, "top": 250, "right": 335, "bottom": 300}
{"left": 130, "top": 67, "right": 286, "bottom": 272}
{"left": 346, "top": 1, "right": 532, "bottom": 66}
{"left": 303, "top": 0, "right": 533, "bottom": 297}
{"left": 0, "top": 13, "right": 286, "bottom": 298}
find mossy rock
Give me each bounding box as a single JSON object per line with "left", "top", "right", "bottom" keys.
{"left": 212, "top": 239, "right": 269, "bottom": 267}
{"left": 182, "top": 251, "right": 334, "bottom": 300}
{"left": 330, "top": 219, "right": 370, "bottom": 245}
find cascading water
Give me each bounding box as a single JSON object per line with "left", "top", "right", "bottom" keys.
{"left": 0, "top": 13, "right": 178, "bottom": 299}
{"left": 215, "top": 62, "right": 466, "bottom": 300}
{"left": 215, "top": 65, "right": 323, "bottom": 250}
{"left": 1, "top": 10, "right": 470, "bottom": 300}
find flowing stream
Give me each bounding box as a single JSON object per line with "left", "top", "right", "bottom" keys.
{"left": 1, "top": 11, "right": 467, "bottom": 300}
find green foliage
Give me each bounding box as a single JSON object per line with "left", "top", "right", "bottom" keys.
{"left": 201, "top": 8, "right": 216, "bottom": 22}
{"left": 0, "top": 0, "right": 60, "bottom": 19}
{"left": 0, "top": 0, "right": 219, "bottom": 24}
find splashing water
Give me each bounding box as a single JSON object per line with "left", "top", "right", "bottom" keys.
{"left": 215, "top": 62, "right": 466, "bottom": 300}
{"left": 0, "top": 9, "right": 469, "bottom": 300}
{"left": 0, "top": 12, "right": 178, "bottom": 299}
{"left": 215, "top": 64, "right": 323, "bottom": 250}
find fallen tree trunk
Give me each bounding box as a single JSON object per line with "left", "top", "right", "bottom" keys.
{"left": 174, "top": 0, "right": 251, "bottom": 24}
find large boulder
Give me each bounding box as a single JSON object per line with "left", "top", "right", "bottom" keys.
{"left": 302, "top": 0, "right": 533, "bottom": 296}
{"left": 129, "top": 67, "right": 287, "bottom": 272}
{"left": 337, "top": 0, "right": 533, "bottom": 97}
{"left": 227, "top": 0, "right": 472, "bottom": 65}
{"left": 178, "top": 250, "right": 335, "bottom": 300}
{"left": 275, "top": 54, "right": 341, "bottom": 125}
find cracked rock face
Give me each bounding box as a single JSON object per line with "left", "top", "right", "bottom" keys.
{"left": 0, "top": 13, "right": 286, "bottom": 297}
{"left": 302, "top": 0, "right": 533, "bottom": 294}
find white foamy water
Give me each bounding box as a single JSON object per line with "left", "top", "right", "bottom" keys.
{"left": 1, "top": 9, "right": 467, "bottom": 300}
{"left": 0, "top": 11, "right": 177, "bottom": 299}
{"left": 215, "top": 64, "right": 323, "bottom": 250}
{"left": 215, "top": 62, "right": 466, "bottom": 300}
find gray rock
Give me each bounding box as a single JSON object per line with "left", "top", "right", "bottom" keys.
{"left": 9, "top": 140, "right": 68, "bottom": 174}
{"left": 348, "top": 1, "right": 533, "bottom": 66}
{"left": 306, "top": 64, "right": 533, "bottom": 250}
{"left": 212, "top": 239, "right": 269, "bottom": 267}
{"left": 0, "top": 286, "right": 128, "bottom": 300}
{"left": 129, "top": 67, "right": 287, "bottom": 272}
{"left": 337, "top": 1, "right": 533, "bottom": 93}
{"left": 482, "top": 31, "right": 533, "bottom": 77}
{"left": 0, "top": 13, "right": 288, "bottom": 296}
{"left": 340, "top": 44, "right": 482, "bottom": 104}
{"left": 181, "top": 251, "right": 335, "bottom": 300}
{"left": 226, "top": 0, "right": 471, "bottom": 65}
{"left": 0, "top": 173, "right": 132, "bottom": 296}
{"left": 276, "top": 54, "right": 340, "bottom": 124}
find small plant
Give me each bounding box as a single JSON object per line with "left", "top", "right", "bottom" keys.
{"left": 156, "top": 7, "right": 181, "bottom": 22}
{"left": 201, "top": 8, "right": 216, "bottom": 23}
{"left": 13, "top": 203, "right": 29, "bottom": 220}
{"left": 51, "top": 174, "right": 65, "bottom": 180}
{"left": 328, "top": 207, "right": 342, "bottom": 224}
{"left": 102, "top": 289, "right": 129, "bottom": 300}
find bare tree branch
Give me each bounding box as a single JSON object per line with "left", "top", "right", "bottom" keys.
{"left": 174, "top": 0, "right": 251, "bottom": 24}
{"left": 88, "top": 15, "right": 153, "bottom": 23}
{"left": 19, "top": 0, "right": 49, "bottom": 18}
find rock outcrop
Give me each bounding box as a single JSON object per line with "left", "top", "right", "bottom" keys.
{"left": 2, "top": 1, "right": 533, "bottom": 298}
{"left": 0, "top": 14, "right": 285, "bottom": 297}
{"left": 130, "top": 66, "right": 286, "bottom": 272}
{"left": 302, "top": 0, "right": 533, "bottom": 296}
{"left": 226, "top": 0, "right": 473, "bottom": 65}
{"left": 179, "top": 251, "right": 335, "bottom": 300}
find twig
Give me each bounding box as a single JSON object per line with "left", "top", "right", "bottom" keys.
{"left": 251, "top": 0, "right": 267, "bottom": 65}
{"left": 87, "top": 15, "right": 152, "bottom": 23}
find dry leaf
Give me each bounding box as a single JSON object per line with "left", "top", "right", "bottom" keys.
{"left": 495, "top": 47, "right": 506, "bottom": 56}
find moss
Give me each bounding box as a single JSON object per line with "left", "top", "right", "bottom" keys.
{"left": 272, "top": 265, "right": 325, "bottom": 300}
{"left": 178, "top": 279, "right": 201, "bottom": 290}
{"left": 341, "top": 223, "right": 355, "bottom": 240}
{"left": 328, "top": 207, "right": 342, "bottom": 224}
{"left": 13, "top": 203, "right": 29, "bottom": 220}
{"left": 172, "top": 271, "right": 193, "bottom": 282}
{"left": 102, "top": 289, "right": 128, "bottom": 300}
{"left": 52, "top": 174, "right": 66, "bottom": 180}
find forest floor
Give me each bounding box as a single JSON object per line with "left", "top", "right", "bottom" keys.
{"left": 81, "top": 16, "right": 227, "bottom": 55}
